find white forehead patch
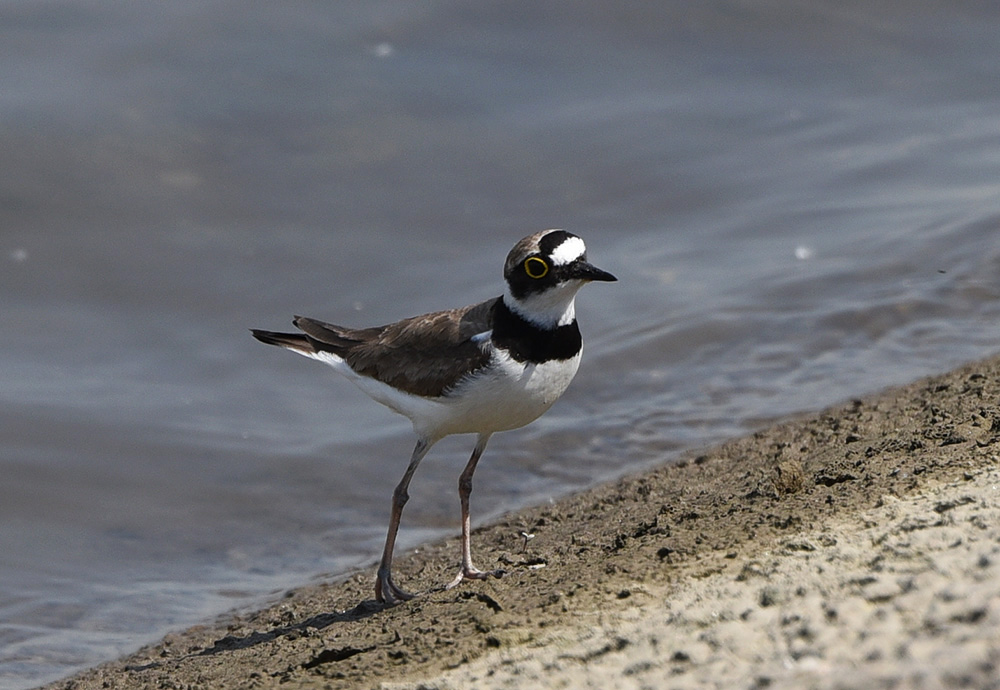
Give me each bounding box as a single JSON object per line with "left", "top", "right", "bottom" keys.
{"left": 549, "top": 236, "right": 586, "bottom": 266}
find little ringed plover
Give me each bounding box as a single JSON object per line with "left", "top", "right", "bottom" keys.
{"left": 251, "top": 229, "right": 616, "bottom": 604}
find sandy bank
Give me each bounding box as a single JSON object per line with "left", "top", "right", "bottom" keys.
{"left": 46, "top": 355, "right": 1000, "bottom": 689}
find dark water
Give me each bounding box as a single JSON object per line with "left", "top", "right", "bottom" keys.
{"left": 4, "top": 1, "right": 1000, "bottom": 687}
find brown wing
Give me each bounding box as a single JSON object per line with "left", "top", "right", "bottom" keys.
{"left": 293, "top": 297, "right": 498, "bottom": 398}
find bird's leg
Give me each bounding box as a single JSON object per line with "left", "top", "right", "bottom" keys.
{"left": 446, "top": 433, "right": 504, "bottom": 590}
{"left": 375, "top": 437, "right": 432, "bottom": 604}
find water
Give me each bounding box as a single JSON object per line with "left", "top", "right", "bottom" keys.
{"left": 4, "top": 1, "right": 1000, "bottom": 687}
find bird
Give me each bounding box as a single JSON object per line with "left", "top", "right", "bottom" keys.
{"left": 251, "top": 229, "right": 616, "bottom": 604}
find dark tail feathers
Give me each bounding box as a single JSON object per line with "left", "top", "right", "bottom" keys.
{"left": 250, "top": 329, "right": 315, "bottom": 354}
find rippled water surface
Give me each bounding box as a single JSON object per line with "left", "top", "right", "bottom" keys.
{"left": 4, "top": 2, "right": 1000, "bottom": 687}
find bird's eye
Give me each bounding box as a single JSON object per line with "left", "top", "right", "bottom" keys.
{"left": 524, "top": 256, "right": 549, "bottom": 279}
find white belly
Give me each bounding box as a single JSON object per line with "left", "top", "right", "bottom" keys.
{"left": 306, "top": 348, "right": 582, "bottom": 441}
{"left": 431, "top": 350, "right": 582, "bottom": 438}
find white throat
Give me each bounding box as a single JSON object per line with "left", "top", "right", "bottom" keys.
{"left": 503, "top": 281, "right": 582, "bottom": 329}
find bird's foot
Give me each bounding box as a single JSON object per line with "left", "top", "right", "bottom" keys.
{"left": 375, "top": 568, "right": 415, "bottom": 605}
{"left": 445, "top": 565, "right": 506, "bottom": 591}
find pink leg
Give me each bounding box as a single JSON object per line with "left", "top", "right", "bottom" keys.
{"left": 446, "top": 433, "right": 504, "bottom": 590}
{"left": 375, "top": 438, "right": 432, "bottom": 604}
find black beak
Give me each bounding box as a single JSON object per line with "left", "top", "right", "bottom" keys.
{"left": 569, "top": 260, "right": 617, "bottom": 283}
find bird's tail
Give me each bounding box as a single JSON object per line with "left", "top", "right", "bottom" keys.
{"left": 250, "top": 329, "right": 316, "bottom": 355}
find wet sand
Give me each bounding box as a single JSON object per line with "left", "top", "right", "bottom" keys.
{"left": 45, "top": 355, "right": 1000, "bottom": 689}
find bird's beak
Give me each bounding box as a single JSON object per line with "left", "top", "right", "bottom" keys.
{"left": 568, "top": 260, "right": 617, "bottom": 283}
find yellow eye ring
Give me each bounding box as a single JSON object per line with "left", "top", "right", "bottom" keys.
{"left": 524, "top": 256, "right": 549, "bottom": 279}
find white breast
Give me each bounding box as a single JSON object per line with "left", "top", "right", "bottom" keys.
{"left": 431, "top": 348, "right": 582, "bottom": 438}
{"left": 297, "top": 346, "right": 581, "bottom": 441}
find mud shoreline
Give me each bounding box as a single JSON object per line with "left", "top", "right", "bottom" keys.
{"left": 46, "top": 355, "right": 1000, "bottom": 689}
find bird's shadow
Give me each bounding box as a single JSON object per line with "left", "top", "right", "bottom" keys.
{"left": 197, "top": 598, "right": 386, "bottom": 656}
{"left": 123, "top": 568, "right": 524, "bottom": 672}
{"left": 124, "top": 599, "right": 390, "bottom": 672}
